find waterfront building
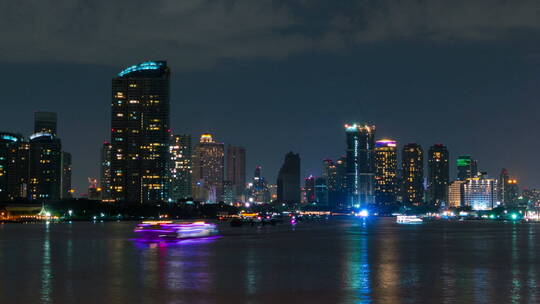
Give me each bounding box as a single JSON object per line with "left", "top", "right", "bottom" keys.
{"left": 315, "top": 177, "right": 329, "bottom": 207}
{"left": 499, "top": 168, "right": 519, "bottom": 207}
{"left": 374, "top": 139, "right": 398, "bottom": 206}
{"left": 170, "top": 135, "right": 192, "bottom": 201}
{"left": 323, "top": 157, "right": 348, "bottom": 209}
{"left": 226, "top": 145, "right": 246, "bottom": 201}
{"left": 29, "top": 132, "right": 62, "bottom": 201}
{"left": 305, "top": 175, "right": 316, "bottom": 204}
{"left": 0, "top": 133, "right": 28, "bottom": 201}
{"left": 223, "top": 180, "right": 234, "bottom": 205}
{"left": 100, "top": 142, "right": 112, "bottom": 200}
{"left": 277, "top": 151, "right": 301, "bottom": 204}
{"left": 522, "top": 188, "right": 540, "bottom": 207}
{"left": 61, "top": 152, "right": 72, "bottom": 199}
{"left": 402, "top": 143, "right": 424, "bottom": 206}
{"left": 427, "top": 144, "right": 449, "bottom": 206}
{"left": 463, "top": 175, "right": 498, "bottom": 210}
{"left": 246, "top": 166, "right": 271, "bottom": 203}
{"left": 345, "top": 123, "right": 375, "bottom": 207}
{"left": 457, "top": 155, "right": 477, "bottom": 180}
{"left": 192, "top": 133, "right": 224, "bottom": 203}
{"left": 448, "top": 180, "right": 466, "bottom": 208}
{"left": 110, "top": 61, "right": 171, "bottom": 204}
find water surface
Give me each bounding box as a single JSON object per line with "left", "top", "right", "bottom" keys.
{"left": 0, "top": 218, "right": 538, "bottom": 303}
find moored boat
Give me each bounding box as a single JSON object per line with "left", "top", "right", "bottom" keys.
{"left": 396, "top": 215, "right": 423, "bottom": 224}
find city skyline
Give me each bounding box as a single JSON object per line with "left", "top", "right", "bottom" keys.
{"left": 0, "top": 104, "right": 535, "bottom": 197}
{"left": 1, "top": 1, "right": 540, "bottom": 194}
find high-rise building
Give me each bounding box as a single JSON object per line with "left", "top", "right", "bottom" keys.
{"left": 505, "top": 178, "right": 519, "bottom": 207}
{"left": 315, "top": 177, "right": 329, "bottom": 207}
{"left": 29, "top": 132, "right": 62, "bottom": 201}
{"left": 498, "top": 168, "right": 519, "bottom": 207}
{"left": 110, "top": 61, "right": 171, "bottom": 203}
{"left": 448, "top": 180, "right": 466, "bottom": 208}
{"left": 192, "top": 134, "right": 224, "bottom": 203}
{"left": 170, "top": 135, "right": 192, "bottom": 201}
{"left": 323, "top": 159, "right": 337, "bottom": 191}
{"left": 60, "top": 152, "right": 72, "bottom": 199}
{"left": 345, "top": 123, "right": 375, "bottom": 207}
{"left": 226, "top": 145, "right": 246, "bottom": 201}
{"left": 463, "top": 175, "right": 498, "bottom": 210}
{"left": 277, "top": 151, "right": 301, "bottom": 204}
{"left": 305, "top": 175, "right": 316, "bottom": 204}
{"left": 223, "top": 180, "right": 234, "bottom": 205}
{"left": 0, "top": 133, "right": 28, "bottom": 201}
{"left": 100, "top": 142, "right": 113, "bottom": 200}
{"left": 427, "top": 144, "right": 449, "bottom": 206}
{"left": 34, "top": 112, "right": 57, "bottom": 136}
{"left": 374, "top": 139, "right": 398, "bottom": 206}
{"left": 322, "top": 157, "right": 348, "bottom": 209}
{"left": 246, "top": 166, "right": 271, "bottom": 203}
{"left": 457, "top": 155, "right": 477, "bottom": 181}
{"left": 402, "top": 143, "right": 424, "bottom": 206}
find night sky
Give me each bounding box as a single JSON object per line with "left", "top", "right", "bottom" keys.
{"left": 1, "top": 0, "right": 540, "bottom": 195}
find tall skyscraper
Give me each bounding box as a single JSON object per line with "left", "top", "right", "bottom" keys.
{"left": 110, "top": 61, "right": 171, "bottom": 203}
{"left": 345, "top": 123, "right": 375, "bottom": 207}
{"left": 457, "top": 155, "right": 478, "bottom": 180}
{"left": 60, "top": 152, "right": 72, "bottom": 199}
{"left": 100, "top": 142, "right": 113, "bottom": 200}
{"left": 34, "top": 112, "right": 57, "bottom": 136}
{"left": 0, "top": 133, "right": 28, "bottom": 201}
{"left": 226, "top": 145, "right": 246, "bottom": 201}
{"left": 170, "top": 135, "right": 192, "bottom": 201}
{"left": 29, "top": 132, "right": 62, "bottom": 201}
{"left": 192, "top": 134, "right": 224, "bottom": 203}
{"left": 402, "top": 143, "right": 424, "bottom": 206}
{"left": 427, "top": 144, "right": 449, "bottom": 206}
{"left": 374, "top": 139, "right": 398, "bottom": 206}
{"left": 277, "top": 151, "right": 300, "bottom": 204}
{"left": 498, "top": 168, "right": 519, "bottom": 207}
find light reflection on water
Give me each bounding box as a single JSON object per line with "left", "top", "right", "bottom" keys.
{"left": 41, "top": 223, "right": 52, "bottom": 304}
{"left": 0, "top": 219, "right": 539, "bottom": 303}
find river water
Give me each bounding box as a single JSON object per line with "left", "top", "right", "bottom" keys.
{"left": 0, "top": 218, "right": 538, "bottom": 303}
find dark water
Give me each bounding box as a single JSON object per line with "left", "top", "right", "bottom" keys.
{"left": 0, "top": 218, "right": 539, "bottom": 304}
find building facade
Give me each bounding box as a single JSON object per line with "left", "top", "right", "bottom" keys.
{"left": 192, "top": 134, "right": 224, "bottom": 203}
{"left": 427, "top": 144, "right": 449, "bottom": 206}
{"left": 463, "top": 175, "right": 498, "bottom": 210}
{"left": 402, "top": 143, "right": 424, "bottom": 206}
{"left": 374, "top": 139, "right": 398, "bottom": 206}
{"left": 226, "top": 145, "right": 246, "bottom": 202}
{"left": 345, "top": 123, "right": 375, "bottom": 207}
{"left": 100, "top": 142, "right": 113, "bottom": 200}
{"left": 170, "top": 135, "right": 192, "bottom": 201}
{"left": 448, "top": 180, "right": 466, "bottom": 208}
{"left": 60, "top": 152, "right": 72, "bottom": 199}
{"left": 277, "top": 151, "right": 301, "bottom": 204}
{"left": 0, "top": 133, "right": 28, "bottom": 201}
{"left": 110, "top": 61, "right": 171, "bottom": 203}
{"left": 457, "top": 155, "right": 477, "bottom": 180}
{"left": 29, "top": 132, "right": 62, "bottom": 201}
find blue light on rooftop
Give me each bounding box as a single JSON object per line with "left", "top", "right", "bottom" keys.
{"left": 1, "top": 135, "right": 18, "bottom": 142}
{"left": 118, "top": 61, "right": 165, "bottom": 77}
{"left": 29, "top": 132, "right": 53, "bottom": 140}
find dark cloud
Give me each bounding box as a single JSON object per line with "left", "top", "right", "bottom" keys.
{"left": 2, "top": 0, "right": 540, "bottom": 68}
